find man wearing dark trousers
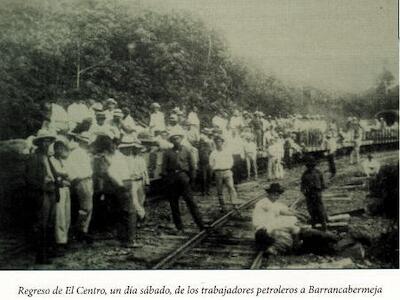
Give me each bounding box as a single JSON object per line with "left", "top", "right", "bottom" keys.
{"left": 162, "top": 128, "right": 205, "bottom": 233}
{"left": 301, "top": 156, "right": 328, "bottom": 231}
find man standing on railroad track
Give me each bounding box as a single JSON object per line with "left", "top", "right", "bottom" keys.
{"left": 209, "top": 134, "right": 238, "bottom": 212}
{"left": 301, "top": 156, "right": 328, "bottom": 231}
{"left": 161, "top": 128, "right": 206, "bottom": 233}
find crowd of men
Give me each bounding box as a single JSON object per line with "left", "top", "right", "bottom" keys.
{"left": 24, "top": 97, "right": 396, "bottom": 264}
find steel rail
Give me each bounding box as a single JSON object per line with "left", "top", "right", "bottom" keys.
{"left": 152, "top": 192, "right": 266, "bottom": 270}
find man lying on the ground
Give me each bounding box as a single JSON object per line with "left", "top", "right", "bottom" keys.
{"left": 252, "top": 183, "right": 338, "bottom": 255}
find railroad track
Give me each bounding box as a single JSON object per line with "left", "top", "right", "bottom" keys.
{"left": 151, "top": 149, "right": 399, "bottom": 270}
{"left": 0, "top": 144, "right": 398, "bottom": 269}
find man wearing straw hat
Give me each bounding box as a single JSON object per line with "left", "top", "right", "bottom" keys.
{"left": 209, "top": 134, "right": 237, "bottom": 212}
{"left": 67, "top": 132, "right": 94, "bottom": 243}
{"left": 119, "top": 136, "right": 149, "bottom": 222}
{"left": 25, "top": 129, "right": 57, "bottom": 264}
{"left": 161, "top": 128, "right": 205, "bottom": 233}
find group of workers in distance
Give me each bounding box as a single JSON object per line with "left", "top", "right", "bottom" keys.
{"left": 24, "top": 97, "right": 393, "bottom": 263}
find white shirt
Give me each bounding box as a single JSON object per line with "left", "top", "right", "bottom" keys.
{"left": 66, "top": 146, "right": 93, "bottom": 180}
{"left": 156, "top": 136, "right": 173, "bottom": 150}
{"left": 361, "top": 158, "right": 381, "bottom": 177}
{"left": 107, "top": 151, "right": 131, "bottom": 186}
{"left": 323, "top": 138, "right": 337, "bottom": 154}
{"left": 129, "top": 155, "right": 150, "bottom": 184}
{"left": 149, "top": 111, "right": 166, "bottom": 131}
{"left": 229, "top": 116, "right": 244, "bottom": 130}
{"left": 212, "top": 116, "right": 228, "bottom": 130}
{"left": 67, "top": 103, "right": 90, "bottom": 125}
{"left": 50, "top": 104, "right": 69, "bottom": 132}
{"left": 187, "top": 112, "right": 200, "bottom": 126}
{"left": 209, "top": 148, "right": 233, "bottom": 170}
{"left": 252, "top": 198, "right": 298, "bottom": 233}
{"left": 244, "top": 141, "right": 257, "bottom": 157}
{"left": 226, "top": 136, "right": 245, "bottom": 157}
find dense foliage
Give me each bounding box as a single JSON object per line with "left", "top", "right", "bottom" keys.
{"left": 0, "top": 0, "right": 398, "bottom": 140}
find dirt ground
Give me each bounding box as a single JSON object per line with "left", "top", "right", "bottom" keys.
{"left": 0, "top": 149, "right": 398, "bottom": 270}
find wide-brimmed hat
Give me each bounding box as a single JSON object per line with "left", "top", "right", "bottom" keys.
{"left": 106, "top": 98, "right": 117, "bottom": 105}
{"left": 265, "top": 183, "right": 285, "bottom": 194}
{"left": 118, "top": 136, "right": 143, "bottom": 149}
{"left": 33, "top": 129, "right": 57, "bottom": 146}
{"left": 75, "top": 132, "right": 91, "bottom": 144}
{"left": 95, "top": 111, "right": 106, "bottom": 118}
{"left": 168, "top": 128, "right": 186, "bottom": 140}
{"left": 113, "top": 109, "right": 123, "bottom": 117}
{"left": 91, "top": 102, "right": 103, "bottom": 112}
{"left": 201, "top": 128, "right": 213, "bottom": 135}
{"left": 213, "top": 134, "right": 225, "bottom": 142}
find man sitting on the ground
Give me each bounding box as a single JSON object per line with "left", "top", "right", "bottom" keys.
{"left": 252, "top": 183, "right": 337, "bottom": 255}
{"left": 361, "top": 154, "right": 381, "bottom": 177}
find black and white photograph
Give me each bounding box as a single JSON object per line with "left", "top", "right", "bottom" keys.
{"left": 0, "top": 0, "right": 398, "bottom": 272}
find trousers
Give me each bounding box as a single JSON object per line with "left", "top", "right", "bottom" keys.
{"left": 33, "top": 190, "right": 56, "bottom": 261}
{"left": 54, "top": 187, "right": 71, "bottom": 244}
{"left": 165, "top": 172, "right": 204, "bottom": 230}
{"left": 74, "top": 178, "right": 93, "bottom": 234}
{"left": 215, "top": 170, "right": 237, "bottom": 208}
{"left": 305, "top": 191, "right": 328, "bottom": 228}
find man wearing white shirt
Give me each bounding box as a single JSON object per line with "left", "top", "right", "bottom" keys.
{"left": 212, "top": 113, "right": 228, "bottom": 131}
{"left": 229, "top": 110, "right": 244, "bottom": 136}
{"left": 106, "top": 145, "right": 137, "bottom": 247}
{"left": 187, "top": 106, "right": 200, "bottom": 130}
{"left": 149, "top": 102, "right": 165, "bottom": 134}
{"left": 209, "top": 134, "right": 237, "bottom": 212}
{"left": 227, "top": 131, "right": 245, "bottom": 184}
{"left": 323, "top": 133, "right": 337, "bottom": 178}
{"left": 104, "top": 98, "right": 117, "bottom": 123}
{"left": 67, "top": 99, "right": 91, "bottom": 130}
{"left": 243, "top": 133, "right": 258, "bottom": 180}
{"left": 49, "top": 101, "right": 69, "bottom": 133}
{"left": 67, "top": 132, "right": 94, "bottom": 243}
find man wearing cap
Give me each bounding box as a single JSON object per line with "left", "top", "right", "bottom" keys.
{"left": 66, "top": 132, "right": 94, "bottom": 243}
{"left": 209, "top": 134, "right": 237, "bottom": 212}
{"left": 322, "top": 133, "right": 337, "bottom": 178}
{"left": 25, "top": 129, "right": 57, "bottom": 263}
{"left": 301, "top": 157, "right": 328, "bottom": 231}
{"left": 149, "top": 102, "right": 165, "bottom": 134}
{"left": 161, "top": 128, "right": 205, "bottom": 232}
{"left": 104, "top": 98, "right": 118, "bottom": 123}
